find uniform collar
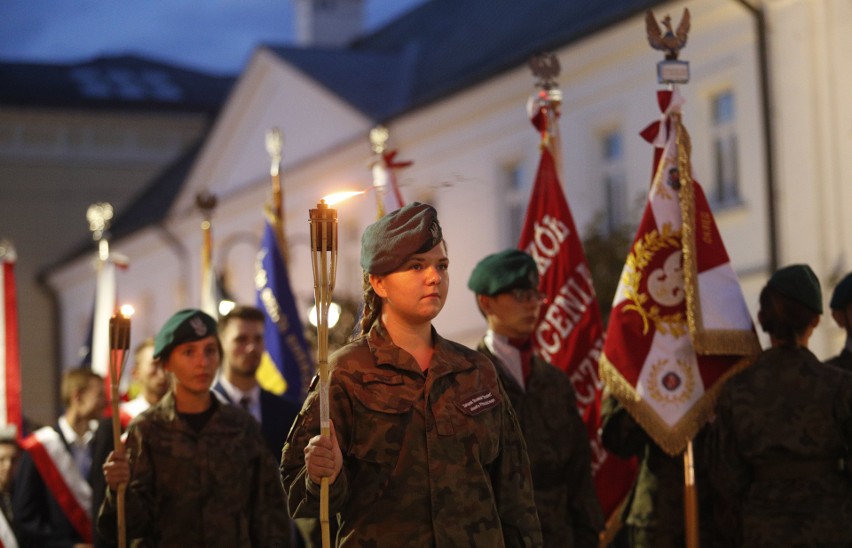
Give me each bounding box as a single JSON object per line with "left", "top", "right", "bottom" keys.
{"left": 366, "top": 321, "right": 475, "bottom": 379}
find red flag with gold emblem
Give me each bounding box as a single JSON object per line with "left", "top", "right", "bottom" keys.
{"left": 600, "top": 90, "right": 759, "bottom": 454}
{"left": 519, "top": 91, "right": 636, "bottom": 520}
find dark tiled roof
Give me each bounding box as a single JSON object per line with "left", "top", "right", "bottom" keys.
{"left": 270, "top": 0, "right": 665, "bottom": 122}
{"left": 0, "top": 55, "right": 235, "bottom": 112}
{"left": 43, "top": 139, "right": 205, "bottom": 273}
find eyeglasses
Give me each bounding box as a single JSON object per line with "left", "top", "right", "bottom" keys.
{"left": 507, "top": 288, "right": 547, "bottom": 304}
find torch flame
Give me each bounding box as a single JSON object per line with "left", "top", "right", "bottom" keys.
{"left": 119, "top": 304, "right": 135, "bottom": 318}
{"left": 322, "top": 190, "right": 365, "bottom": 206}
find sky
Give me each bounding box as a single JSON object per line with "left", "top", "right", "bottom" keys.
{"left": 0, "top": 0, "right": 426, "bottom": 75}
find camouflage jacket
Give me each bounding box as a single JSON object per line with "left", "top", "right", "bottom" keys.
{"left": 600, "top": 397, "right": 717, "bottom": 548}
{"left": 825, "top": 347, "right": 852, "bottom": 374}
{"left": 281, "top": 322, "right": 542, "bottom": 547}
{"left": 477, "top": 339, "right": 602, "bottom": 548}
{"left": 98, "top": 392, "right": 290, "bottom": 547}
{"left": 705, "top": 345, "right": 852, "bottom": 546}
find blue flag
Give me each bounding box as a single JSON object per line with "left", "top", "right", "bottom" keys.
{"left": 255, "top": 220, "right": 313, "bottom": 407}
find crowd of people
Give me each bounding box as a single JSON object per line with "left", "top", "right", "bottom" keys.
{"left": 1, "top": 202, "right": 851, "bottom": 547}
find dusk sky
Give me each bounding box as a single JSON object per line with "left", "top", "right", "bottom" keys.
{"left": 0, "top": 0, "right": 426, "bottom": 75}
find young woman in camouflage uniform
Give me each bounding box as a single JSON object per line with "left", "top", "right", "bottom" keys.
{"left": 281, "top": 202, "right": 542, "bottom": 547}
{"left": 100, "top": 309, "right": 291, "bottom": 547}
{"left": 705, "top": 264, "right": 852, "bottom": 546}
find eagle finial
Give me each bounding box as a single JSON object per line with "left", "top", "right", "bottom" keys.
{"left": 646, "top": 8, "right": 690, "bottom": 60}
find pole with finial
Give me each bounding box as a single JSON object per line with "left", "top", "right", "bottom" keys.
{"left": 528, "top": 52, "right": 563, "bottom": 179}
{"left": 87, "top": 202, "right": 113, "bottom": 263}
{"left": 646, "top": 8, "right": 697, "bottom": 548}
{"left": 108, "top": 305, "right": 132, "bottom": 548}
{"left": 308, "top": 199, "right": 338, "bottom": 548}
{"left": 196, "top": 191, "right": 218, "bottom": 317}
{"left": 369, "top": 126, "right": 409, "bottom": 219}
{"left": 370, "top": 126, "right": 390, "bottom": 218}
{"left": 87, "top": 202, "right": 117, "bottom": 383}
{"left": 266, "top": 128, "right": 290, "bottom": 264}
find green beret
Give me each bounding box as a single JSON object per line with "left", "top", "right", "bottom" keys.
{"left": 767, "top": 264, "right": 823, "bottom": 314}
{"left": 830, "top": 272, "right": 852, "bottom": 310}
{"left": 153, "top": 309, "right": 218, "bottom": 359}
{"left": 360, "top": 202, "right": 443, "bottom": 274}
{"left": 468, "top": 249, "right": 539, "bottom": 295}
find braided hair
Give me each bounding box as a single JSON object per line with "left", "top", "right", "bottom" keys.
{"left": 354, "top": 271, "right": 382, "bottom": 339}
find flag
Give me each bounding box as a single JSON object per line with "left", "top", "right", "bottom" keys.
{"left": 371, "top": 149, "right": 409, "bottom": 218}
{"left": 90, "top": 251, "right": 128, "bottom": 416}
{"left": 91, "top": 259, "right": 116, "bottom": 378}
{"left": 518, "top": 94, "right": 636, "bottom": 520}
{"left": 599, "top": 90, "right": 759, "bottom": 455}
{"left": 0, "top": 241, "right": 22, "bottom": 439}
{"left": 255, "top": 219, "right": 313, "bottom": 407}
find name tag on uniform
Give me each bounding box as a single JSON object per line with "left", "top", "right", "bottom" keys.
{"left": 456, "top": 390, "right": 499, "bottom": 415}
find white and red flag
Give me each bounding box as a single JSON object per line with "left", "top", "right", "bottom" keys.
{"left": 0, "top": 240, "right": 22, "bottom": 440}
{"left": 519, "top": 92, "right": 636, "bottom": 520}
{"left": 90, "top": 249, "right": 129, "bottom": 418}
{"left": 600, "top": 90, "right": 759, "bottom": 454}
{"left": 370, "top": 140, "right": 409, "bottom": 218}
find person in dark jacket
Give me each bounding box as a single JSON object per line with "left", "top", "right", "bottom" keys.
{"left": 826, "top": 271, "right": 852, "bottom": 373}
{"left": 705, "top": 264, "right": 852, "bottom": 546}
{"left": 468, "top": 248, "right": 602, "bottom": 547}
{"left": 14, "top": 367, "right": 105, "bottom": 547}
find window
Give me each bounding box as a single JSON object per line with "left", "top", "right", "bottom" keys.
{"left": 601, "top": 130, "right": 626, "bottom": 234}
{"left": 711, "top": 90, "right": 740, "bottom": 207}
{"left": 502, "top": 162, "right": 526, "bottom": 246}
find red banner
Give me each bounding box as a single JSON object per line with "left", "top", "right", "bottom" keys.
{"left": 519, "top": 123, "right": 635, "bottom": 519}
{"left": 0, "top": 244, "right": 22, "bottom": 439}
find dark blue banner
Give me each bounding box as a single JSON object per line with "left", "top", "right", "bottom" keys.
{"left": 255, "top": 221, "right": 313, "bottom": 407}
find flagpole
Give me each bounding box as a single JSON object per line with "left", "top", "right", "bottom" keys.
{"left": 528, "top": 53, "right": 563, "bottom": 176}
{"left": 87, "top": 202, "right": 115, "bottom": 380}
{"left": 196, "top": 192, "right": 218, "bottom": 317}
{"left": 370, "top": 126, "right": 389, "bottom": 219}
{"left": 309, "top": 200, "right": 338, "bottom": 548}
{"left": 266, "top": 128, "right": 289, "bottom": 264}
{"left": 646, "top": 9, "right": 699, "bottom": 547}
{"left": 369, "top": 126, "right": 410, "bottom": 219}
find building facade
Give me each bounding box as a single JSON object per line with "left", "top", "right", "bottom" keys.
{"left": 37, "top": 0, "right": 852, "bottom": 422}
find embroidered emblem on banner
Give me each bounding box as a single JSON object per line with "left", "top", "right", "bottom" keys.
{"left": 647, "top": 358, "right": 695, "bottom": 405}
{"left": 457, "top": 390, "right": 498, "bottom": 415}
{"left": 622, "top": 224, "right": 686, "bottom": 337}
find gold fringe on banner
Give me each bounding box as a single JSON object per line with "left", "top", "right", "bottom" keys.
{"left": 674, "top": 114, "right": 761, "bottom": 357}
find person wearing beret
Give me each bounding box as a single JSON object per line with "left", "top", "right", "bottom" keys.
{"left": 467, "top": 249, "right": 602, "bottom": 547}
{"left": 825, "top": 272, "right": 852, "bottom": 373}
{"left": 704, "top": 264, "right": 852, "bottom": 546}
{"left": 99, "top": 309, "right": 291, "bottom": 547}
{"left": 280, "top": 203, "right": 543, "bottom": 547}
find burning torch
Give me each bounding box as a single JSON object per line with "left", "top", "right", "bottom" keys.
{"left": 309, "top": 199, "right": 338, "bottom": 548}
{"left": 109, "top": 305, "right": 132, "bottom": 548}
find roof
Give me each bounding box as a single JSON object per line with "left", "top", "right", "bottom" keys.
{"left": 42, "top": 139, "right": 205, "bottom": 274}
{"left": 270, "top": 0, "right": 665, "bottom": 121}
{"left": 0, "top": 55, "right": 235, "bottom": 113}
{"left": 47, "top": 0, "right": 668, "bottom": 269}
